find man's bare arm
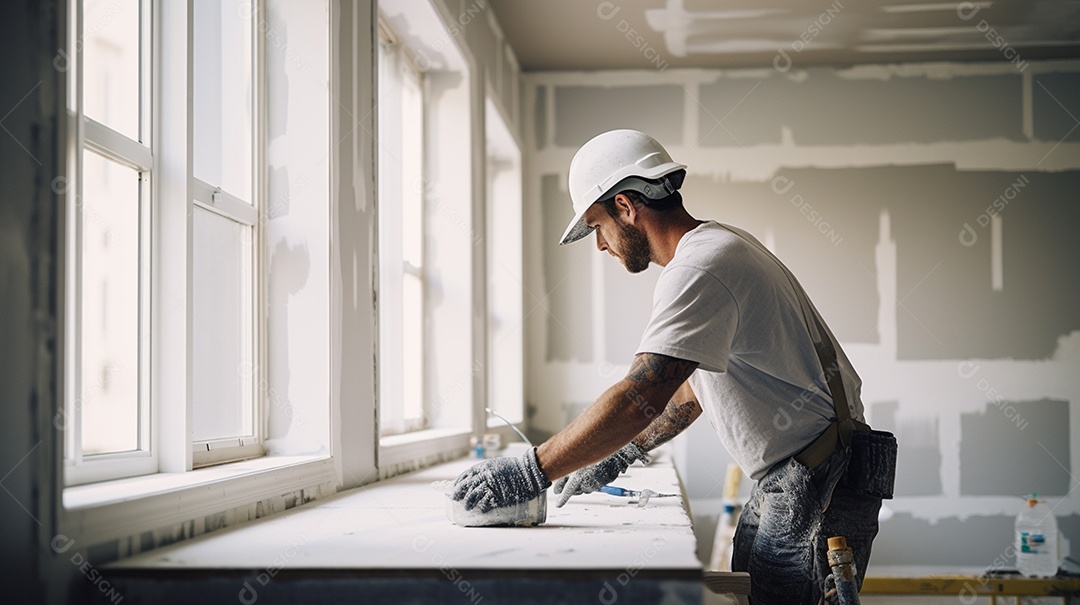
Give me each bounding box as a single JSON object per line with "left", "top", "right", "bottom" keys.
{"left": 631, "top": 380, "right": 702, "bottom": 453}
{"left": 535, "top": 353, "right": 698, "bottom": 481}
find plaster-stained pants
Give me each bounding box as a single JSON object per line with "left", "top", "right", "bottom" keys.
{"left": 731, "top": 451, "right": 882, "bottom": 605}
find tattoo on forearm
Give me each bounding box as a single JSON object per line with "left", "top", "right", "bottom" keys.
{"left": 625, "top": 354, "right": 697, "bottom": 389}
{"left": 619, "top": 353, "right": 698, "bottom": 426}
{"left": 634, "top": 399, "right": 699, "bottom": 452}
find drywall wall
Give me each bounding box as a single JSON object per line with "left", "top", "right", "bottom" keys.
{"left": 264, "top": 0, "right": 331, "bottom": 457}
{"left": 522, "top": 62, "right": 1080, "bottom": 567}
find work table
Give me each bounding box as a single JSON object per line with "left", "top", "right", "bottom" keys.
{"left": 101, "top": 444, "right": 707, "bottom": 604}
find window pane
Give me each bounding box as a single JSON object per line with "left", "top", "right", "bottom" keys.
{"left": 192, "top": 206, "right": 253, "bottom": 442}
{"left": 193, "top": 0, "right": 253, "bottom": 202}
{"left": 80, "top": 150, "right": 141, "bottom": 454}
{"left": 377, "top": 38, "right": 428, "bottom": 435}
{"left": 402, "top": 274, "right": 423, "bottom": 422}
{"left": 401, "top": 65, "right": 423, "bottom": 268}
{"left": 83, "top": 0, "right": 141, "bottom": 140}
{"left": 487, "top": 165, "right": 524, "bottom": 424}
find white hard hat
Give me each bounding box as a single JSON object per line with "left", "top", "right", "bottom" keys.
{"left": 559, "top": 129, "right": 686, "bottom": 245}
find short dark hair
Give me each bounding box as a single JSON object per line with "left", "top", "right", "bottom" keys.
{"left": 600, "top": 187, "right": 683, "bottom": 218}
{"left": 602, "top": 169, "right": 685, "bottom": 217}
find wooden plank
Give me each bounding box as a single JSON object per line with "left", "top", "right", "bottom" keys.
{"left": 703, "top": 571, "right": 751, "bottom": 595}
{"left": 862, "top": 574, "right": 1080, "bottom": 596}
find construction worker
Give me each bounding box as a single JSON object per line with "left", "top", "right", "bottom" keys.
{"left": 453, "top": 129, "right": 895, "bottom": 604}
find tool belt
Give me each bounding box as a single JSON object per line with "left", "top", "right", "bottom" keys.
{"left": 788, "top": 307, "right": 897, "bottom": 500}
{"left": 724, "top": 225, "right": 898, "bottom": 500}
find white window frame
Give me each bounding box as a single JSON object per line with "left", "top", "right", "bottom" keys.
{"left": 64, "top": 0, "right": 157, "bottom": 486}
{"left": 484, "top": 95, "right": 525, "bottom": 431}
{"left": 56, "top": 0, "right": 378, "bottom": 552}
{"left": 63, "top": 0, "right": 268, "bottom": 484}
{"left": 376, "top": 0, "right": 477, "bottom": 474}
{"left": 188, "top": 0, "right": 266, "bottom": 467}
{"left": 376, "top": 18, "right": 429, "bottom": 438}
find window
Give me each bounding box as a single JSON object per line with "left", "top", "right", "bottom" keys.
{"left": 485, "top": 98, "right": 524, "bottom": 427}
{"left": 57, "top": 0, "right": 359, "bottom": 552}
{"left": 376, "top": 0, "right": 476, "bottom": 473}
{"left": 64, "top": 0, "right": 264, "bottom": 485}
{"left": 377, "top": 20, "right": 427, "bottom": 436}
{"left": 189, "top": 0, "right": 262, "bottom": 466}
{"left": 65, "top": 0, "right": 154, "bottom": 485}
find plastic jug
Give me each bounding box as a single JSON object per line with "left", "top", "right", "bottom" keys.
{"left": 1015, "top": 493, "right": 1058, "bottom": 577}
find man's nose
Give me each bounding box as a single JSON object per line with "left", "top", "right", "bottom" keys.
{"left": 595, "top": 230, "right": 607, "bottom": 252}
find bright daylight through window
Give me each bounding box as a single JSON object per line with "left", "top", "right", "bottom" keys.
{"left": 66, "top": 0, "right": 263, "bottom": 485}
{"left": 377, "top": 19, "right": 427, "bottom": 437}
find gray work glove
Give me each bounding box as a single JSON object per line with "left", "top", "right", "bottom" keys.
{"left": 553, "top": 442, "right": 649, "bottom": 508}
{"left": 452, "top": 447, "right": 552, "bottom": 513}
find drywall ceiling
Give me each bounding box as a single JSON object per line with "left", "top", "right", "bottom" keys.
{"left": 486, "top": 0, "right": 1080, "bottom": 71}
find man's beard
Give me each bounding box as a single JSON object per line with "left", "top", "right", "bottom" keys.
{"left": 616, "top": 219, "right": 652, "bottom": 274}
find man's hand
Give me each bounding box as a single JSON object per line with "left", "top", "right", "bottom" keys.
{"left": 553, "top": 442, "right": 648, "bottom": 508}
{"left": 452, "top": 447, "right": 552, "bottom": 513}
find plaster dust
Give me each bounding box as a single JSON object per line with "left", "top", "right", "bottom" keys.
{"left": 107, "top": 443, "right": 700, "bottom": 572}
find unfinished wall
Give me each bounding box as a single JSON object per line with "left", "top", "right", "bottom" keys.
{"left": 522, "top": 62, "right": 1080, "bottom": 567}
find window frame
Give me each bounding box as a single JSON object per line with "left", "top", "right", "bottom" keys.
{"left": 63, "top": 0, "right": 269, "bottom": 485}
{"left": 64, "top": 0, "right": 157, "bottom": 486}
{"left": 376, "top": 18, "right": 430, "bottom": 438}
{"left": 484, "top": 94, "right": 525, "bottom": 430}
{"left": 375, "top": 0, "right": 477, "bottom": 475}
{"left": 188, "top": 0, "right": 266, "bottom": 467}
{"left": 55, "top": 0, "right": 378, "bottom": 553}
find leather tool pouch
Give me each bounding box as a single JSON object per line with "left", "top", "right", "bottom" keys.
{"left": 843, "top": 429, "right": 898, "bottom": 500}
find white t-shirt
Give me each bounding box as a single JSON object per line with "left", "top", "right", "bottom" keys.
{"left": 637, "top": 221, "right": 865, "bottom": 480}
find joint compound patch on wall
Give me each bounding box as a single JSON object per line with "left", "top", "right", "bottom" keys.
{"left": 554, "top": 85, "right": 684, "bottom": 148}
{"left": 604, "top": 254, "right": 661, "bottom": 363}
{"left": 679, "top": 172, "right": 879, "bottom": 343}
{"left": 533, "top": 85, "right": 547, "bottom": 150}
{"left": 874, "top": 513, "right": 1015, "bottom": 567}
{"left": 894, "top": 167, "right": 1080, "bottom": 360}
{"left": 541, "top": 174, "right": 593, "bottom": 362}
{"left": 960, "top": 399, "right": 1070, "bottom": 496}
{"left": 870, "top": 401, "right": 942, "bottom": 496}
{"left": 696, "top": 69, "right": 1024, "bottom": 148}
{"left": 1033, "top": 72, "right": 1080, "bottom": 144}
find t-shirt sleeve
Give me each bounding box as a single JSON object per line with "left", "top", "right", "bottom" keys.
{"left": 636, "top": 265, "right": 739, "bottom": 373}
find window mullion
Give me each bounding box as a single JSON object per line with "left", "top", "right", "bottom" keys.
{"left": 190, "top": 176, "right": 258, "bottom": 225}
{"left": 84, "top": 118, "right": 153, "bottom": 171}
{"left": 67, "top": 0, "right": 87, "bottom": 469}
{"left": 154, "top": 0, "right": 194, "bottom": 474}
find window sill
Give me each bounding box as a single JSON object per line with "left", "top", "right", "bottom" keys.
{"left": 379, "top": 427, "right": 470, "bottom": 479}
{"left": 62, "top": 455, "right": 337, "bottom": 547}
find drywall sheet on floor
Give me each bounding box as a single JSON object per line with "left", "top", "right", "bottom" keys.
{"left": 554, "top": 85, "right": 684, "bottom": 148}
{"left": 542, "top": 174, "right": 593, "bottom": 362}
{"left": 870, "top": 401, "right": 942, "bottom": 496}
{"left": 960, "top": 399, "right": 1070, "bottom": 496}
{"left": 697, "top": 70, "right": 1023, "bottom": 147}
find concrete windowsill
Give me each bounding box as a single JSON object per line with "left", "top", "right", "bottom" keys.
{"left": 106, "top": 444, "right": 702, "bottom": 573}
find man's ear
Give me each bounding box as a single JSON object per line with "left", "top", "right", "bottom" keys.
{"left": 613, "top": 193, "right": 639, "bottom": 224}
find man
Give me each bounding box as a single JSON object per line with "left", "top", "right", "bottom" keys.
{"left": 453, "top": 129, "right": 893, "bottom": 604}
